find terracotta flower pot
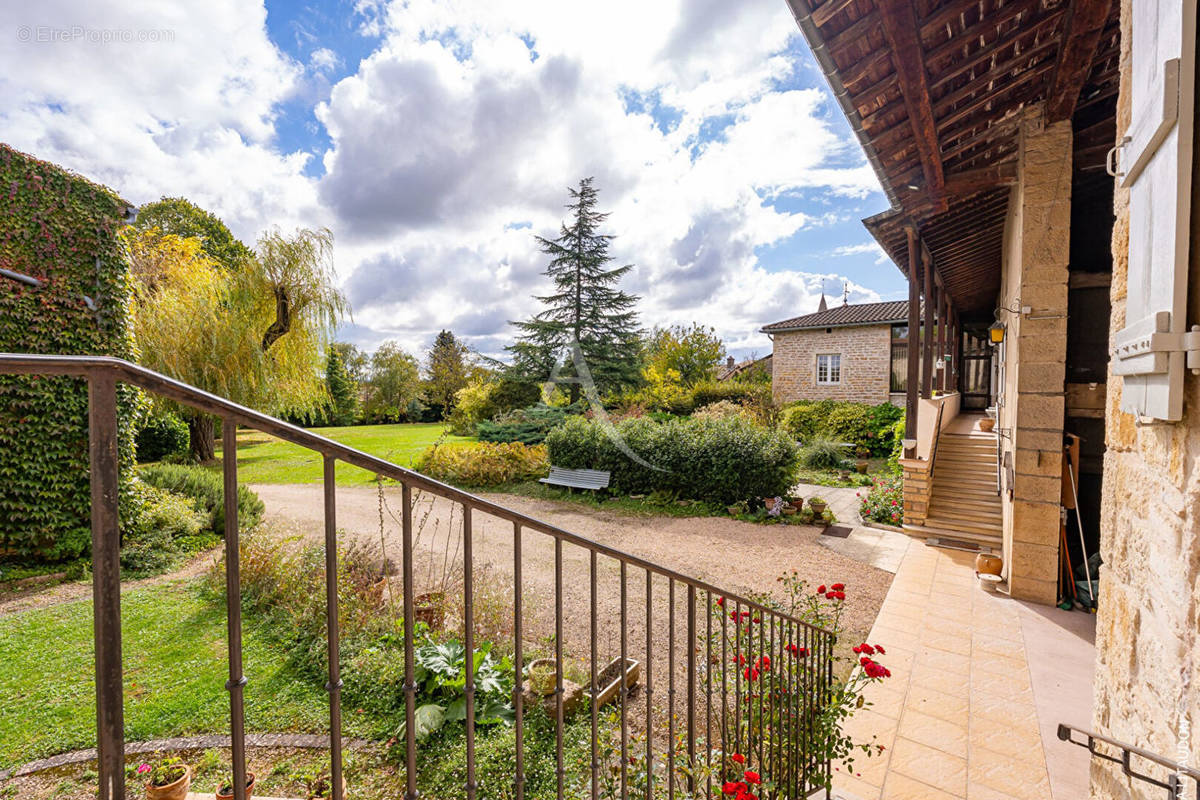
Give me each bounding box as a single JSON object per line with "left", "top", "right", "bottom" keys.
{"left": 414, "top": 592, "right": 445, "bottom": 631}
{"left": 975, "top": 553, "right": 1003, "bottom": 576}
{"left": 809, "top": 501, "right": 827, "bottom": 515}
{"left": 855, "top": 461, "right": 869, "bottom": 474}
{"left": 146, "top": 768, "right": 192, "bottom": 800}
{"left": 216, "top": 773, "right": 255, "bottom": 800}
{"left": 979, "top": 418, "right": 996, "bottom": 433}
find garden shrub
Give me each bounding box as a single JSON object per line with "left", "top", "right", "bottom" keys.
{"left": 135, "top": 409, "right": 190, "bottom": 463}
{"left": 688, "top": 379, "right": 772, "bottom": 412}
{"left": 414, "top": 442, "right": 548, "bottom": 487}
{"left": 691, "top": 400, "right": 756, "bottom": 422}
{"left": 544, "top": 415, "right": 799, "bottom": 504}
{"left": 859, "top": 475, "right": 904, "bottom": 526}
{"left": 0, "top": 144, "right": 142, "bottom": 561}
{"left": 779, "top": 400, "right": 838, "bottom": 441}
{"left": 119, "top": 483, "right": 210, "bottom": 576}
{"left": 781, "top": 400, "right": 902, "bottom": 456}
{"left": 799, "top": 436, "right": 849, "bottom": 470}
{"left": 447, "top": 379, "right": 499, "bottom": 436}
{"left": 139, "top": 463, "right": 264, "bottom": 535}
{"left": 886, "top": 419, "right": 906, "bottom": 475}
{"left": 476, "top": 402, "right": 584, "bottom": 445}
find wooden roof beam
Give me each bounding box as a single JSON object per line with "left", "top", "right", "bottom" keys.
{"left": 877, "top": 0, "right": 946, "bottom": 211}
{"left": 1045, "top": 0, "right": 1113, "bottom": 122}
{"left": 943, "top": 161, "right": 1019, "bottom": 196}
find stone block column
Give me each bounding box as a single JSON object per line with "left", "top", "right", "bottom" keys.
{"left": 1001, "top": 112, "right": 1072, "bottom": 604}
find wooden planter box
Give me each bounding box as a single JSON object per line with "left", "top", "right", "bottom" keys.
{"left": 590, "top": 657, "right": 640, "bottom": 708}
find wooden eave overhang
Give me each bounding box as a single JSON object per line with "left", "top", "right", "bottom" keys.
{"left": 787, "top": 0, "right": 1121, "bottom": 313}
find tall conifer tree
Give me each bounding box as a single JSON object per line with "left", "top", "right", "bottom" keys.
{"left": 509, "top": 178, "right": 641, "bottom": 400}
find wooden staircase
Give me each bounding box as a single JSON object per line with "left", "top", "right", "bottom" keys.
{"left": 911, "top": 431, "right": 1002, "bottom": 551}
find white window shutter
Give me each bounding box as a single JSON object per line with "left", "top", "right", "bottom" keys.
{"left": 1112, "top": 0, "right": 1197, "bottom": 421}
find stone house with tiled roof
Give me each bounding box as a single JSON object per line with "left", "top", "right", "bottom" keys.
{"left": 761, "top": 296, "right": 917, "bottom": 406}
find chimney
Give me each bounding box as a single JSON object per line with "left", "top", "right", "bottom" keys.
{"left": 726, "top": 356, "right": 735, "bottom": 368}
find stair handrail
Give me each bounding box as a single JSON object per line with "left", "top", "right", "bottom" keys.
{"left": 1, "top": 352, "right": 837, "bottom": 800}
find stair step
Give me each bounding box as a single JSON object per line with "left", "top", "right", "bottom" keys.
{"left": 934, "top": 479, "right": 997, "bottom": 491}
{"left": 924, "top": 516, "right": 1002, "bottom": 536}
{"left": 931, "top": 495, "right": 1001, "bottom": 511}
{"left": 928, "top": 506, "right": 1002, "bottom": 525}
{"left": 931, "top": 490, "right": 1001, "bottom": 506}
{"left": 904, "top": 523, "right": 1002, "bottom": 550}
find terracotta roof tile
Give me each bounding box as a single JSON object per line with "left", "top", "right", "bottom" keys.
{"left": 761, "top": 300, "right": 912, "bottom": 332}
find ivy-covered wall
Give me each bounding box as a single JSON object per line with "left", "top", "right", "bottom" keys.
{"left": 0, "top": 143, "right": 141, "bottom": 561}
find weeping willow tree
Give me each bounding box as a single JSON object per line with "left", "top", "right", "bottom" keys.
{"left": 127, "top": 225, "right": 348, "bottom": 461}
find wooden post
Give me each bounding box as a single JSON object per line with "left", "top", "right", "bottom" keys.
{"left": 922, "top": 250, "right": 934, "bottom": 398}
{"left": 905, "top": 228, "right": 921, "bottom": 458}
{"left": 937, "top": 283, "right": 947, "bottom": 393}
{"left": 951, "top": 306, "right": 960, "bottom": 392}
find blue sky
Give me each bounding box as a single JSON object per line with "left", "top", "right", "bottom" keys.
{"left": 1, "top": 0, "right": 903, "bottom": 358}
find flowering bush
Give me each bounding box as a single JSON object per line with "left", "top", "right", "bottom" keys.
{"left": 721, "top": 571, "right": 890, "bottom": 790}
{"left": 858, "top": 475, "right": 903, "bottom": 525}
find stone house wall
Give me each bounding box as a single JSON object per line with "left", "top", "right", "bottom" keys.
{"left": 1091, "top": 1, "right": 1200, "bottom": 794}
{"left": 770, "top": 323, "right": 894, "bottom": 405}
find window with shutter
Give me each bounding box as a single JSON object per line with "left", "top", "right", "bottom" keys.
{"left": 1110, "top": 0, "right": 1197, "bottom": 421}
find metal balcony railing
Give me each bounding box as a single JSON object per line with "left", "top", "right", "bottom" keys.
{"left": 0, "top": 353, "right": 837, "bottom": 800}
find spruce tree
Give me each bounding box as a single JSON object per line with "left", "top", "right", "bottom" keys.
{"left": 424, "top": 329, "right": 470, "bottom": 419}
{"left": 509, "top": 178, "right": 642, "bottom": 401}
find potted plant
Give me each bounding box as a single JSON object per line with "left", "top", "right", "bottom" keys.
{"left": 854, "top": 446, "right": 871, "bottom": 474}
{"left": 727, "top": 500, "right": 749, "bottom": 517}
{"left": 798, "top": 507, "right": 815, "bottom": 525}
{"left": 808, "top": 497, "right": 828, "bottom": 515}
{"left": 528, "top": 658, "right": 558, "bottom": 696}
{"left": 216, "top": 771, "right": 256, "bottom": 800}
{"left": 787, "top": 496, "right": 805, "bottom": 510}
{"left": 135, "top": 756, "right": 191, "bottom": 800}
{"left": 414, "top": 591, "right": 445, "bottom": 631}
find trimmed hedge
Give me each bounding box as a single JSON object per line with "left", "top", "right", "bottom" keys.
{"left": 139, "top": 463, "right": 263, "bottom": 535}
{"left": 0, "top": 144, "right": 142, "bottom": 561}
{"left": 544, "top": 416, "right": 799, "bottom": 504}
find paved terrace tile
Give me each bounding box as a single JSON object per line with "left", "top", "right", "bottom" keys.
{"left": 830, "top": 540, "right": 1095, "bottom": 800}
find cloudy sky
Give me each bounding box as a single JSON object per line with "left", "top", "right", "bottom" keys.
{"left": 1, "top": 0, "right": 904, "bottom": 360}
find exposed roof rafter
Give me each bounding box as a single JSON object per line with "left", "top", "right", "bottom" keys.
{"left": 1045, "top": 0, "right": 1114, "bottom": 121}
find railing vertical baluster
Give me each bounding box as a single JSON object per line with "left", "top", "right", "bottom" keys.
{"left": 223, "top": 419, "right": 249, "bottom": 800}
{"left": 555, "top": 537, "right": 565, "bottom": 800}
{"left": 721, "top": 600, "right": 728, "bottom": 765}
{"left": 589, "top": 550, "right": 599, "bottom": 800}
{"left": 757, "top": 606, "right": 765, "bottom": 769}
{"left": 644, "top": 571, "right": 653, "bottom": 800}
{"left": 705, "top": 591, "right": 712, "bottom": 799}
{"left": 825, "top": 630, "right": 834, "bottom": 792}
{"left": 322, "top": 456, "right": 344, "bottom": 800}
{"left": 667, "top": 578, "right": 675, "bottom": 800}
{"left": 734, "top": 600, "right": 742, "bottom": 759}
{"left": 463, "top": 505, "right": 477, "bottom": 800}
{"left": 514, "top": 522, "right": 525, "bottom": 800}
{"left": 401, "top": 483, "right": 418, "bottom": 799}
{"left": 88, "top": 371, "right": 124, "bottom": 800}
{"left": 686, "top": 585, "right": 696, "bottom": 795}
{"left": 620, "top": 561, "right": 629, "bottom": 800}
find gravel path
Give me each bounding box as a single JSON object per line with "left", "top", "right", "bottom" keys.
{"left": 252, "top": 484, "right": 891, "bottom": 672}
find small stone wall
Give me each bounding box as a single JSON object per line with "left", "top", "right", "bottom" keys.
{"left": 900, "top": 459, "right": 930, "bottom": 527}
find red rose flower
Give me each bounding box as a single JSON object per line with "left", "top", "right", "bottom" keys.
{"left": 722, "top": 782, "right": 739, "bottom": 795}
{"left": 816, "top": 584, "right": 826, "bottom": 594}
{"left": 875, "top": 645, "right": 886, "bottom": 654}
{"left": 834, "top": 590, "right": 846, "bottom": 600}
{"left": 717, "top": 597, "right": 725, "bottom": 607}
{"left": 831, "top": 583, "right": 844, "bottom": 591}
{"left": 731, "top": 753, "right": 745, "bottom": 765}
{"left": 744, "top": 771, "right": 761, "bottom": 785}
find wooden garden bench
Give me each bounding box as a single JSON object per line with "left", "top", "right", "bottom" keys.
{"left": 540, "top": 466, "right": 611, "bottom": 491}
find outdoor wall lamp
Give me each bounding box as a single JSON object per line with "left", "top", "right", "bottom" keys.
{"left": 901, "top": 438, "right": 917, "bottom": 451}
{"left": 989, "top": 321, "right": 1006, "bottom": 344}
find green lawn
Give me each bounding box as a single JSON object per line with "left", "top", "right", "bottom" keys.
{"left": 0, "top": 579, "right": 367, "bottom": 769}
{"left": 213, "top": 422, "right": 473, "bottom": 485}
